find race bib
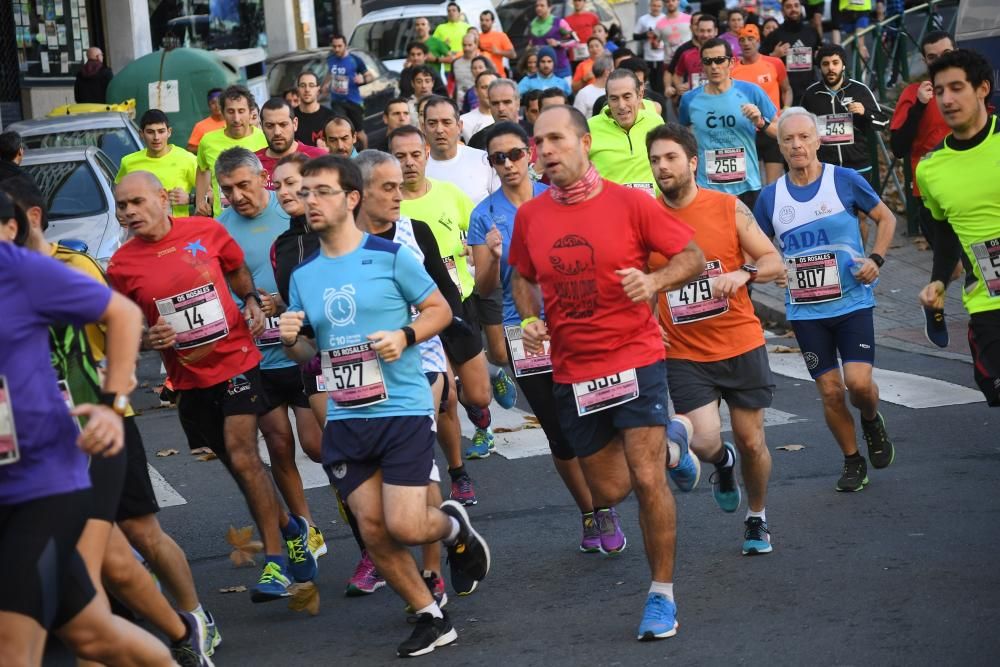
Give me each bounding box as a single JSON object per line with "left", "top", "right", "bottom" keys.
{"left": 971, "top": 237, "right": 1000, "bottom": 297}
{"left": 572, "top": 43, "right": 589, "bottom": 61}
{"left": 0, "top": 376, "right": 20, "bottom": 466}
{"left": 321, "top": 343, "right": 388, "bottom": 408}
{"left": 332, "top": 74, "right": 349, "bottom": 96}
{"left": 56, "top": 379, "right": 83, "bottom": 434}
{"left": 624, "top": 182, "right": 657, "bottom": 197}
{"left": 442, "top": 255, "right": 462, "bottom": 293}
{"left": 706, "top": 147, "right": 747, "bottom": 184}
{"left": 786, "top": 253, "right": 843, "bottom": 304}
{"left": 572, "top": 369, "right": 639, "bottom": 417}
{"left": 504, "top": 325, "right": 552, "bottom": 377}
{"left": 690, "top": 72, "right": 705, "bottom": 88}
{"left": 819, "top": 113, "right": 854, "bottom": 145}
{"left": 255, "top": 293, "right": 282, "bottom": 347}
{"left": 788, "top": 46, "right": 813, "bottom": 72}
{"left": 155, "top": 283, "right": 229, "bottom": 350}
{"left": 667, "top": 260, "right": 730, "bottom": 324}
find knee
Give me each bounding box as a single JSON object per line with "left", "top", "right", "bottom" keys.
{"left": 816, "top": 379, "right": 846, "bottom": 405}
{"left": 101, "top": 546, "right": 135, "bottom": 589}
{"left": 355, "top": 514, "right": 389, "bottom": 548}
{"left": 385, "top": 516, "right": 422, "bottom": 546}
{"left": 844, "top": 377, "right": 872, "bottom": 398}
{"left": 735, "top": 430, "right": 767, "bottom": 458}
{"left": 630, "top": 465, "right": 667, "bottom": 497}
{"left": 226, "top": 444, "right": 263, "bottom": 474}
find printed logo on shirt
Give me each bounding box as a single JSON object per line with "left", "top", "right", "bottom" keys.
{"left": 779, "top": 206, "right": 796, "bottom": 224}
{"left": 814, "top": 203, "right": 832, "bottom": 217}
{"left": 706, "top": 112, "right": 738, "bottom": 129}
{"left": 783, "top": 228, "right": 831, "bottom": 253}
{"left": 324, "top": 285, "right": 357, "bottom": 327}
{"left": 157, "top": 247, "right": 177, "bottom": 258}
{"left": 548, "top": 234, "right": 597, "bottom": 319}
{"left": 184, "top": 240, "right": 207, "bottom": 257}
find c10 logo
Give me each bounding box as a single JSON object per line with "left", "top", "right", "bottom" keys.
{"left": 706, "top": 112, "right": 737, "bottom": 129}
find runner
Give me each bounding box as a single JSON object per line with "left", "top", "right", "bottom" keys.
{"left": 461, "top": 72, "right": 498, "bottom": 142}
{"left": 761, "top": 0, "right": 822, "bottom": 104}
{"left": 433, "top": 3, "right": 473, "bottom": 70}
{"left": 646, "top": 123, "right": 783, "bottom": 554}
{"left": 278, "top": 154, "right": 490, "bottom": 657}
{"left": 478, "top": 9, "right": 516, "bottom": 76}
{"left": 588, "top": 69, "right": 664, "bottom": 194}
{"left": 655, "top": 0, "right": 691, "bottom": 95}
{"left": 187, "top": 88, "right": 225, "bottom": 153}
{"left": 468, "top": 78, "right": 522, "bottom": 150}
{"left": 528, "top": 0, "right": 577, "bottom": 80}
{"left": 116, "top": 109, "right": 197, "bottom": 218}
{"left": 294, "top": 71, "right": 339, "bottom": 148}
{"left": 916, "top": 49, "right": 1000, "bottom": 405}
{"left": 321, "top": 33, "right": 373, "bottom": 149}
{"left": 413, "top": 17, "right": 454, "bottom": 76}
{"left": 423, "top": 96, "right": 500, "bottom": 204}
{"left": 468, "top": 121, "right": 627, "bottom": 552}
{"left": 323, "top": 116, "right": 359, "bottom": 158}
{"left": 255, "top": 97, "right": 326, "bottom": 187}
{"left": 107, "top": 171, "right": 317, "bottom": 601}
{"left": 673, "top": 15, "right": 719, "bottom": 95}
{"left": 509, "top": 105, "right": 703, "bottom": 640}
{"left": 679, "top": 37, "right": 777, "bottom": 208}
{"left": 633, "top": 0, "right": 667, "bottom": 94}
{"left": 754, "top": 107, "right": 897, "bottom": 491}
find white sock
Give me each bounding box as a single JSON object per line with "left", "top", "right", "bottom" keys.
{"left": 746, "top": 508, "right": 766, "bottom": 522}
{"left": 443, "top": 517, "right": 461, "bottom": 544}
{"left": 187, "top": 604, "right": 204, "bottom": 618}
{"left": 648, "top": 581, "right": 674, "bottom": 601}
{"left": 416, "top": 602, "right": 443, "bottom": 619}
{"left": 667, "top": 441, "right": 681, "bottom": 468}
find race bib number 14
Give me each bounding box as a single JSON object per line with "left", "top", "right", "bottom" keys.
{"left": 155, "top": 283, "right": 229, "bottom": 350}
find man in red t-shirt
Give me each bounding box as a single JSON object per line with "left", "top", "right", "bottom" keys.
{"left": 565, "top": 0, "right": 601, "bottom": 66}
{"left": 107, "top": 172, "right": 318, "bottom": 603}
{"left": 256, "top": 97, "right": 326, "bottom": 189}
{"left": 508, "top": 105, "right": 705, "bottom": 642}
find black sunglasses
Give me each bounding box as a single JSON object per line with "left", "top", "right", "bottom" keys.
{"left": 487, "top": 147, "right": 530, "bottom": 166}
{"left": 701, "top": 56, "right": 731, "bottom": 66}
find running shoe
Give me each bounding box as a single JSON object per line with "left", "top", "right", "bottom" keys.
{"left": 308, "top": 525, "right": 328, "bottom": 559}
{"left": 709, "top": 442, "right": 742, "bottom": 513}
{"left": 441, "top": 500, "right": 491, "bottom": 595}
{"left": 492, "top": 368, "right": 518, "bottom": 409}
{"left": 580, "top": 513, "right": 601, "bottom": 553}
{"left": 923, "top": 306, "right": 949, "bottom": 348}
{"left": 404, "top": 570, "right": 449, "bottom": 614}
{"left": 396, "top": 611, "right": 458, "bottom": 658}
{"left": 861, "top": 412, "right": 895, "bottom": 469}
{"left": 667, "top": 416, "right": 701, "bottom": 492}
{"left": 284, "top": 515, "right": 318, "bottom": 583}
{"left": 345, "top": 550, "right": 386, "bottom": 596}
{"left": 200, "top": 610, "right": 221, "bottom": 657}
{"left": 250, "top": 561, "right": 291, "bottom": 603}
{"left": 836, "top": 456, "right": 869, "bottom": 492}
{"left": 595, "top": 507, "right": 626, "bottom": 555}
{"left": 171, "top": 610, "right": 212, "bottom": 667}
{"left": 465, "top": 428, "right": 493, "bottom": 459}
{"left": 637, "top": 593, "right": 678, "bottom": 641}
{"left": 742, "top": 517, "right": 773, "bottom": 555}
{"left": 449, "top": 471, "right": 478, "bottom": 506}
{"left": 158, "top": 382, "right": 178, "bottom": 407}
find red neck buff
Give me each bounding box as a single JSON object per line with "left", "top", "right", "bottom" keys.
{"left": 549, "top": 164, "right": 601, "bottom": 206}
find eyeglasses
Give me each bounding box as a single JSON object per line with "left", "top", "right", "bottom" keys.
{"left": 296, "top": 187, "right": 347, "bottom": 201}
{"left": 701, "top": 56, "right": 731, "bottom": 66}
{"left": 487, "top": 147, "right": 530, "bottom": 166}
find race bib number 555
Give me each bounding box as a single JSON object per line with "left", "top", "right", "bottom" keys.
{"left": 572, "top": 369, "right": 639, "bottom": 417}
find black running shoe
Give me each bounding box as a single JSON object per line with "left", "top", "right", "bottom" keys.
{"left": 397, "top": 611, "right": 458, "bottom": 657}
{"left": 170, "top": 610, "right": 212, "bottom": 667}
{"left": 440, "top": 500, "right": 490, "bottom": 595}
{"left": 861, "top": 412, "right": 895, "bottom": 469}
{"left": 923, "top": 306, "right": 949, "bottom": 348}
{"left": 836, "top": 456, "right": 869, "bottom": 492}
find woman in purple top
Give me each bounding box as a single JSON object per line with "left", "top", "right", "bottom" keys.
{"left": 529, "top": 0, "right": 579, "bottom": 79}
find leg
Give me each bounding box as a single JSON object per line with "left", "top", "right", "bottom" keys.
{"left": 118, "top": 514, "right": 199, "bottom": 612}
{"left": 259, "top": 406, "right": 314, "bottom": 524}
{"left": 55, "top": 595, "right": 174, "bottom": 666}
{"left": 293, "top": 404, "right": 323, "bottom": 463}
{"left": 422, "top": 482, "right": 444, "bottom": 578}
{"left": 552, "top": 456, "right": 594, "bottom": 512}
{"left": 728, "top": 406, "right": 771, "bottom": 513}
{"left": 684, "top": 401, "right": 725, "bottom": 463}
{"left": 843, "top": 362, "right": 878, "bottom": 420}
{"left": 455, "top": 351, "right": 492, "bottom": 409}
{"left": 0, "top": 612, "right": 46, "bottom": 667}
{"left": 222, "top": 413, "right": 285, "bottom": 555}
{"left": 576, "top": 436, "right": 633, "bottom": 509}
{"left": 621, "top": 426, "right": 675, "bottom": 583}
{"left": 814, "top": 369, "right": 859, "bottom": 456}
{"left": 483, "top": 324, "right": 509, "bottom": 366}
{"left": 437, "top": 370, "right": 465, "bottom": 471}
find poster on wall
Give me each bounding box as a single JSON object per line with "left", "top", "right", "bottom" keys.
{"left": 149, "top": 81, "right": 181, "bottom": 113}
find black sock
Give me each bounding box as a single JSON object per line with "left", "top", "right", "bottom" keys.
{"left": 594, "top": 506, "right": 610, "bottom": 513}
{"left": 713, "top": 446, "right": 733, "bottom": 468}
{"left": 861, "top": 413, "right": 879, "bottom": 424}
{"left": 448, "top": 465, "right": 466, "bottom": 481}
{"left": 845, "top": 452, "right": 863, "bottom": 462}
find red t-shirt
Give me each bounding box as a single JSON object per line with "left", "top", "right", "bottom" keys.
{"left": 676, "top": 48, "right": 704, "bottom": 85}
{"left": 107, "top": 217, "right": 262, "bottom": 390}
{"left": 565, "top": 12, "right": 601, "bottom": 54}
{"left": 256, "top": 143, "right": 327, "bottom": 189}
{"left": 890, "top": 82, "right": 950, "bottom": 197}
{"left": 508, "top": 181, "right": 695, "bottom": 383}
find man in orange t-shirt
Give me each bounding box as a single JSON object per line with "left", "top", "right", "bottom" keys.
{"left": 646, "top": 123, "right": 784, "bottom": 556}
{"left": 479, "top": 10, "right": 516, "bottom": 75}
{"left": 186, "top": 88, "right": 226, "bottom": 152}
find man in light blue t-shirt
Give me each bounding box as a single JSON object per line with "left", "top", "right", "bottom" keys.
{"left": 278, "top": 154, "right": 491, "bottom": 658}
{"left": 679, "top": 37, "right": 777, "bottom": 209}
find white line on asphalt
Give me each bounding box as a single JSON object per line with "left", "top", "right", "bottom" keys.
{"left": 147, "top": 463, "right": 187, "bottom": 508}
{"left": 256, "top": 414, "right": 330, "bottom": 490}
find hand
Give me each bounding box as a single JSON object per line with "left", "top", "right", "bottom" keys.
{"left": 851, "top": 258, "right": 880, "bottom": 285}
{"left": 677, "top": 81, "right": 690, "bottom": 94}
{"left": 917, "top": 80, "right": 934, "bottom": 104}
{"left": 616, "top": 267, "right": 656, "bottom": 303}
{"left": 73, "top": 404, "right": 124, "bottom": 457}
{"left": 521, "top": 320, "right": 550, "bottom": 356}
{"left": 665, "top": 85, "right": 676, "bottom": 97}
{"left": 486, "top": 224, "right": 503, "bottom": 259}
{"left": 919, "top": 280, "right": 946, "bottom": 310}
{"left": 847, "top": 101, "right": 865, "bottom": 116}
{"left": 712, "top": 271, "right": 750, "bottom": 298}
{"left": 168, "top": 188, "right": 190, "bottom": 206}
{"left": 257, "top": 288, "right": 278, "bottom": 317}
{"left": 547, "top": 38, "right": 559, "bottom": 47}
{"left": 354, "top": 73, "right": 364, "bottom": 85}
{"left": 368, "top": 330, "right": 407, "bottom": 362}
{"left": 279, "top": 310, "right": 305, "bottom": 345}
{"left": 147, "top": 317, "right": 177, "bottom": 350}
{"left": 741, "top": 103, "right": 763, "bottom": 125}
{"left": 775, "top": 42, "right": 790, "bottom": 58}
{"left": 195, "top": 198, "right": 212, "bottom": 216}
{"left": 243, "top": 300, "right": 265, "bottom": 337}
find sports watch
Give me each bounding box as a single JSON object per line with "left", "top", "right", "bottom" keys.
{"left": 740, "top": 264, "right": 759, "bottom": 283}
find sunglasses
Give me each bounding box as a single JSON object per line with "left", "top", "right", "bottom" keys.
{"left": 701, "top": 56, "right": 731, "bottom": 66}
{"left": 487, "top": 147, "right": 529, "bottom": 166}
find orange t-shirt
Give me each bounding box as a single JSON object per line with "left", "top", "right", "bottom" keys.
{"left": 187, "top": 116, "right": 226, "bottom": 150}
{"left": 732, "top": 55, "right": 786, "bottom": 112}
{"left": 479, "top": 31, "right": 515, "bottom": 75}
{"left": 648, "top": 188, "right": 764, "bottom": 363}
{"left": 573, "top": 58, "right": 595, "bottom": 85}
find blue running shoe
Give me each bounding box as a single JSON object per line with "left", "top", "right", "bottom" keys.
{"left": 637, "top": 593, "right": 678, "bottom": 641}
{"left": 284, "top": 515, "right": 318, "bottom": 583}
{"left": 667, "top": 416, "right": 700, "bottom": 492}
{"left": 742, "top": 517, "right": 773, "bottom": 555}
{"left": 709, "top": 442, "right": 741, "bottom": 512}
{"left": 465, "top": 428, "right": 492, "bottom": 459}
{"left": 250, "top": 561, "right": 291, "bottom": 603}
{"left": 923, "top": 306, "right": 949, "bottom": 348}
{"left": 491, "top": 368, "right": 518, "bottom": 409}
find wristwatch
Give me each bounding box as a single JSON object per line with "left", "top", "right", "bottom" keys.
{"left": 99, "top": 392, "right": 130, "bottom": 416}
{"left": 756, "top": 116, "right": 771, "bottom": 132}
{"left": 243, "top": 292, "right": 264, "bottom": 308}
{"left": 868, "top": 253, "right": 885, "bottom": 268}
{"left": 401, "top": 326, "right": 416, "bottom": 348}
{"left": 740, "top": 264, "right": 759, "bottom": 283}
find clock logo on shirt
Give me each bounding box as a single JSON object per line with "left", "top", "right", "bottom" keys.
{"left": 324, "top": 285, "right": 357, "bottom": 327}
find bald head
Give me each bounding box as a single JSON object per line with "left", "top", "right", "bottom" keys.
{"left": 86, "top": 47, "right": 103, "bottom": 63}
{"left": 115, "top": 171, "right": 172, "bottom": 241}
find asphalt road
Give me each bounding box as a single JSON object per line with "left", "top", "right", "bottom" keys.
{"left": 47, "top": 335, "right": 1000, "bottom": 666}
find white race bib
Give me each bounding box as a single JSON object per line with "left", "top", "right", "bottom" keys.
{"left": 504, "top": 325, "right": 552, "bottom": 377}
{"left": 788, "top": 46, "right": 813, "bottom": 72}
{"left": 442, "top": 255, "right": 462, "bottom": 293}
{"left": 321, "top": 343, "right": 389, "bottom": 408}
{"left": 690, "top": 72, "right": 705, "bottom": 88}
{"left": 0, "top": 376, "right": 20, "bottom": 466}
{"left": 572, "top": 369, "right": 639, "bottom": 417}
{"left": 819, "top": 113, "right": 854, "bottom": 145}
{"left": 572, "top": 43, "right": 589, "bottom": 61}
{"left": 786, "top": 253, "right": 843, "bottom": 304}
{"left": 706, "top": 147, "right": 747, "bottom": 184}
{"left": 254, "top": 293, "right": 282, "bottom": 347}
{"left": 667, "top": 260, "right": 730, "bottom": 324}
{"left": 624, "top": 182, "right": 657, "bottom": 197}
{"left": 155, "top": 283, "right": 229, "bottom": 350}
{"left": 971, "top": 237, "right": 1000, "bottom": 297}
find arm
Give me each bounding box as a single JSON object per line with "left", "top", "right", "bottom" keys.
{"left": 617, "top": 241, "right": 705, "bottom": 303}
{"left": 712, "top": 200, "right": 785, "bottom": 297}
{"left": 412, "top": 220, "right": 463, "bottom": 314}
{"left": 920, "top": 216, "right": 963, "bottom": 309}
{"left": 99, "top": 292, "right": 143, "bottom": 397}
{"left": 852, "top": 200, "right": 897, "bottom": 284}
{"left": 889, "top": 93, "right": 926, "bottom": 158}
{"left": 511, "top": 267, "right": 549, "bottom": 355}
{"left": 368, "top": 289, "right": 451, "bottom": 363}
{"left": 780, "top": 75, "right": 793, "bottom": 108}
{"left": 225, "top": 263, "right": 265, "bottom": 336}
{"left": 195, "top": 169, "right": 212, "bottom": 216}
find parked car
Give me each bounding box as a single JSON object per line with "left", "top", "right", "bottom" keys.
{"left": 496, "top": 0, "right": 623, "bottom": 61}
{"left": 7, "top": 113, "right": 142, "bottom": 170}
{"left": 266, "top": 47, "right": 399, "bottom": 149}
{"left": 19, "top": 146, "right": 126, "bottom": 267}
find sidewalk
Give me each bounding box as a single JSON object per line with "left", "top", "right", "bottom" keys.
{"left": 751, "top": 215, "right": 973, "bottom": 364}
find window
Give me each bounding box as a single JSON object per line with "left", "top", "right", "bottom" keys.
{"left": 22, "top": 128, "right": 139, "bottom": 167}
{"left": 23, "top": 160, "right": 106, "bottom": 220}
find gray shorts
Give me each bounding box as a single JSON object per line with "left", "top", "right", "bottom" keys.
{"left": 666, "top": 345, "right": 774, "bottom": 414}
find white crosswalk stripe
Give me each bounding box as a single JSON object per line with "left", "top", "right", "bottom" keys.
{"left": 147, "top": 463, "right": 187, "bottom": 508}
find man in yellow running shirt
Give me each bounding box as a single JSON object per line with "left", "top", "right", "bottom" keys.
{"left": 116, "top": 110, "right": 197, "bottom": 218}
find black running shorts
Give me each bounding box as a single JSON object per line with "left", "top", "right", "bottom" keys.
{"left": 177, "top": 366, "right": 266, "bottom": 459}
{"left": 116, "top": 416, "right": 160, "bottom": 521}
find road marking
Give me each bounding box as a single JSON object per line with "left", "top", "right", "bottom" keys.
{"left": 147, "top": 464, "right": 187, "bottom": 508}
{"left": 256, "top": 415, "right": 330, "bottom": 490}
{"left": 767, "top": 351, "right": 984, "bottom": 408}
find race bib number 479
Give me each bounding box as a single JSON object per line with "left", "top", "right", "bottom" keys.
{"left": 667, "top": 260, "right": 729, "bottom": 324}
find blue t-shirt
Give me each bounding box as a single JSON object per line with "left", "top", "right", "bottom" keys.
{"left": 219, "top": 192, "right": 293, "bottom": 370}
{"left": 517, "top": 74, "right": 572, "bottom": 96}
{"left": 755, "top": 164, "right": 880, "bottom": 320}
{"left": 0, "top": 244, "right": 111, "bottom": 505}
{"left": 288, "top": 233, "right": 437, "bottom": 422}
{"left": 679, "top": 80, "right": 777, "bottom": 196}
{"left": 467, "top": 183, "right": 549, "bottom": 326}
{"left": 327, "top": 53, "right": 367, "bottom": 106}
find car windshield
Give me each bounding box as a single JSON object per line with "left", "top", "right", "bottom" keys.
{"left": 268, "top": 57, "right": 327, "bottom": 97}
{"left": 21, "top": 128, "right": 138, "bottom": 167}
{"left": 349, "top": 17, "right": 445, "bottom": 62}
{"left": 497, "top": 1, "right": 566, "bottom": 42}
{"left": 22, "top": 161, "right": 106, "bottom": 220}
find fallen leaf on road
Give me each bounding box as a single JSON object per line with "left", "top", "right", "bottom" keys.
{"left": 196, "top": 451, "right": 219, "bottom": 461}
{"left": 218, "top": 585, "right": 247, "bottom": 594}
{"left": 771, "top": 345, "right": 800, "bottom": 354}
{"left": 776, "top": 444, "right": 805, "bottom": 452}
{"left": 912, "top": 236, "right": 930, "bottom": 251}
{"left": 226, "top": 525, "right": 263, "bottom": 567}
{"left": 155, "top": 448, "right": 179, "bottom": 457}
{"left": 523, "top": 414, "right": 540, "bottom": 423}
{"left": 288, "top": 582, "right": 320, "bottom": 615}
{"left": 494, "top": 421, "right": 542, "bottom": 434}
{"left": 190, "top": 447, "right": 213, "bottom": 456}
